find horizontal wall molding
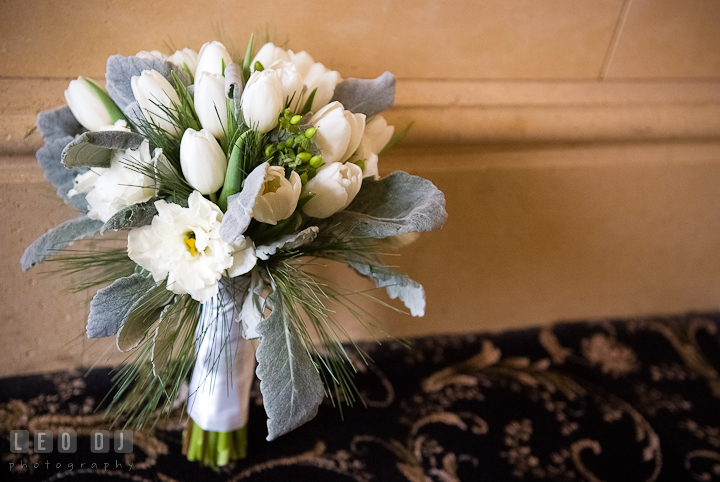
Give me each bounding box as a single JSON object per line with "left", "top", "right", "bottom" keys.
{"left": 2, "top": 77, "right": 720, "bottom": 156}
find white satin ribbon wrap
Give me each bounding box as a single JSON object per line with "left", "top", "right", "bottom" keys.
{"left": 188, "top": 287, "right": 256, "bottom": 432}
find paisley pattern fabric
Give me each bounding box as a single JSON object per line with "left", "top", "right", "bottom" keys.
{"left": 4, "top": 312, "right": 720, "bottom": 481}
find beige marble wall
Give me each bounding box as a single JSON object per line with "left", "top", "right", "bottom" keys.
{"left": 2, "top": 0, "right": 720, "bottom": 376}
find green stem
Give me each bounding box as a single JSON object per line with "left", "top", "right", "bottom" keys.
{"left": 184, "top": 419, "right": 247, "bottom": 467}
{"left": 218, "top": 135, "right": 245, "bottom": 212}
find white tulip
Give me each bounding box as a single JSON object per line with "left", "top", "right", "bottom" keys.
{"left": 136, "top": 50, "right": 165, "bottom": 60}
{"left": 241, "top": 70, "right": 284, "bottom": 133}
{"left": 252, "top": 42, "right": 290, "bottom": 71}
{"left": 348, "top": 115, "right": 394, "bottom": 179}
{"left": 180, "top": 128, "right": 228, "bottom": 195}
{"left": 288, "top": 49, "right": 315, "bottom": 77}
{"left": 310, "top": 101, "right": 365, "bottom": 164}
{"left": 64, "top": 77, "right": 121, "bottom": 131}
{"left": 194, "top": 72, "right": 228, "bottom": 140}
{"left": 253, "top": 166, "right": 302, "bottom": 225}
{"left": 301, "top": 162, "right": 363, "bottom": 219}
{"left": 196, "top": 41, "right": 233, "bottom": 77}
{"left": 268, "top": 60, "right": 303, "bottom": 105}
{"left": 167, "top": 48, "right": 199, "bottom": 76}
{"left": 302, "top": 62, "right": 341, "bottom": 112}
{"left": 131, "top": 69, "right": 182, "bottom": 136}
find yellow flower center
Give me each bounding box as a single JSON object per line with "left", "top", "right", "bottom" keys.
{"left": 264, "top": 177, "right": 283, "bottom": 194}
{"left": 184, "top": 237, "right": 197, "bottom": 257}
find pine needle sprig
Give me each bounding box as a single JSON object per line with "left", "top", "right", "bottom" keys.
{"left": 45, "top": 247, "right": 136, "bottom": 293}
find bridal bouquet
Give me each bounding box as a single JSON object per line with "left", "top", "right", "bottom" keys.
{"left": 21, "top": 36, "right": 447, "bottom": 466}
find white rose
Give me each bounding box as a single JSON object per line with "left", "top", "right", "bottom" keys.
{"left": 85, "top": 140, "right": 156, "bottom": 222}
{"left": 241, "top": 70, "right": 284, "bottom": 133}
{"left": 252, "top": 42, "right": 290, "bottom": 71}
{"left": 253, "top": 166, "right": 302, "bottom": 225}
{"left": 268, "top": 60, "right": 303, "bottom": 105}
{"left": 131, "top": 69, "right": 182, "bottom": 136}
{"left": 310, "top": 101, "right": 365, "bottom": 165}
{"left": 195, "top": 41, "right": 233, "bottom": 77}
{"left": 301, "top": 162, "right": 363, "bottom": 219}
{"left": 348, "top": 115, "right": 394, "bottom": 179}
{"left": 167, "top": 48, "right": 199, "bottom": 76}
{"left": 194, "top": 72, "right": 228, "bottom": 140}
{"left": 128, "top": 191, "right": 234, "bottom": 302}
{"left": 179, "top": 128, "right": 228, "bottom": 195}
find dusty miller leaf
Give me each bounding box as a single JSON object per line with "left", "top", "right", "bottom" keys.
{"left": 105, "top": 55, "right": 191, "bottom": 111}
{"left": 350, "top": 262, "right": 426, "bottom": 317}
{"left": 256, "top": 226, "right": 319, "bottom": 260}
{"left": 37, "top": 106, "right": 83, "bottom": 142}
{"left": 329, "top": 171, "right": 447, "bottom": 239}
{"left": 102, "top": 199, "right": 158, "bottom": 234}
{"left": 21, "top": 216, "right": 103, "bottom": 271}
{"left": 220, "top": 163, "right": 269, "bottom": 244}
{"left": 255, "top": 296, "right": 324, "bottom": 441}
{"left": 331, "top": 72, "right": 396, "bottom": 118}
{"left": 36, "top": 136, "right": 90, "bottom": 212}
{"left": 86, "top": 274, "right": 156, "bottom": 338}
{"left": 61, "top": 131, "right": 145, "bottom": 169}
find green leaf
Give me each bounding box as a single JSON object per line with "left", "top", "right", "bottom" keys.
{"left": 255, "top": 295, "right": 325, "bottom": 441}
{"left": 21, "top": 216, "right": 103, "bottom": 271}
{"left": 86, "top": 273, "right": 156, "bottom": 338}
{"left": 101, "top": 199, "right": 158, "bottom": 234}
{"left": 300, "top": 88, "right": 317, "bottom": 115}
{"left": 61, "top": 131, "right": 145, "bottom": 168}
{"left": 242, "top": 34, "right": 254, "bottom": 82}
{"left": 328, "top": 171, "right": 447, "bottom": 239}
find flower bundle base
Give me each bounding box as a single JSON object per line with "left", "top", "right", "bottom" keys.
{"left": 21, "top": 35, "right": 448, "bottom": 463}
{"left": 183, "top": 419, "right": 247, "bottom": 467}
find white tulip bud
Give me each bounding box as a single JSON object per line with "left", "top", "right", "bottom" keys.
{"left": 196, "top": 41, "right": 233, "bottom": 77}
{"left": 180, "top": 128, "right": 228, "bottom": 195}
{"left": 288, "top": 49, "right": 315, "bottom": 77}
{"left": 194, "top": 72, "right": 228, "bottom": 140}
{"left": 310, "top": 101, "right": 365, "bottom": 165}
{"left": 131, "top": 69, "right": 182, "bottom": 136}
{"left": 302, "top": 62, "right": 341, "bottom": 112}
{"left": 253, "top": 166, "right": 302, "bottom": 225}
{"left": 268, "top": 60, "right": 303, "bottom": 105}
{"left": 301, "top": 162, "right": 363, "bottom": 219}
{"left": 252, "top": 42, "right": 290, "bottom": 72}
{"left": 241, "top": 70, "right": 284, "bottom": 133}
{"left": 167, "top": 48, "right": 199, "bottom": 76}
{"left": 64, "top": 76, "right": 123, "bottom": 131}
{"left": 348, "top": 115, "right": 394, "bottom": 179}
{"left": 136, "top": 50, "right": 165, "bottom": 60}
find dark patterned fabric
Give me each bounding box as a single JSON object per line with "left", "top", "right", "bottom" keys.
{"left": 4, "top": 313, "right": 720, "bottom": 481}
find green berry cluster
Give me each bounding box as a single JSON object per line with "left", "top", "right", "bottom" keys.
{"left": 265, "top": 109, "right": 324, "bottom": 184}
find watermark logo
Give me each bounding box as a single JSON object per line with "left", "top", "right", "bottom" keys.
{"left": 9, "top": 430, "right": 133, "bottom": 454}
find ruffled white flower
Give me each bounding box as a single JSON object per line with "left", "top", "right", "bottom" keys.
{"left": 67, "top": 168, "right": 107, "bottom": 199}
{"left": 348, "top": 115, "right": 394, "bottom": 179}
{"left": 310, "top": 101, "right": 365, "bottom": 165}
{"left": 83, "top": 140, "right": 155, "bottom": 222}
{"left": 301, "top": 162, "right": 363, "bottom": 219}
{"left": 228, "top": 236, "right": 257, "bottom": 277}
{"left": 127, "top": 191, "right": 234, "bottom": 302}
{"left": 253, "top": 166, "right": 302, "bottom": 225}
